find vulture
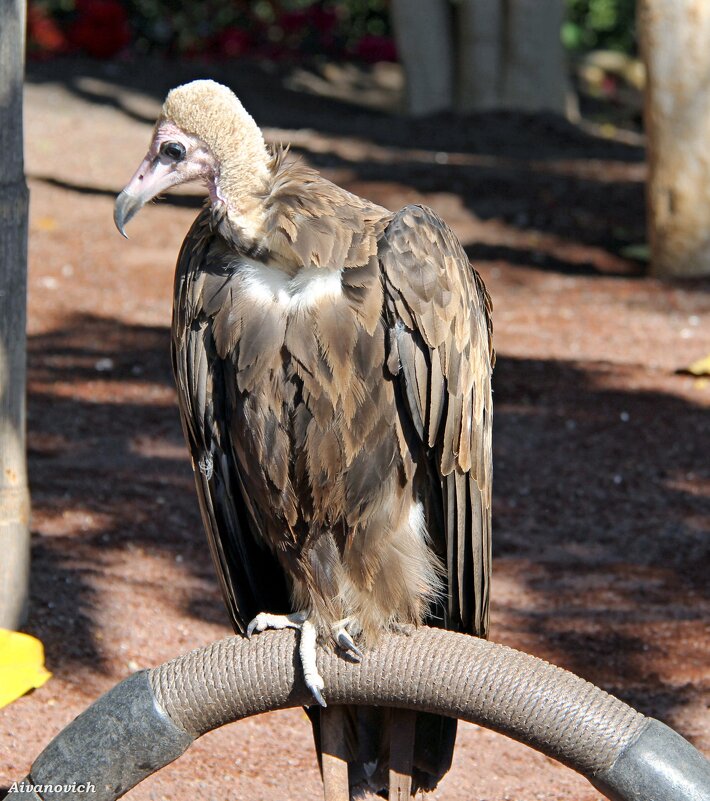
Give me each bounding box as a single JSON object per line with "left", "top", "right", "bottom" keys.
{"left": 115, "top": 80, "right": 494, "bottom": 800}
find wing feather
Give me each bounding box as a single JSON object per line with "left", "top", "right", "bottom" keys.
{"left": 172, "top": 210, "right": 290, "bottom": 634}
{"left": 380, "top": 205, "right": 493, "bottom": 637}
{"left": 427, "top": 350, "right": 445, "bottom": 449}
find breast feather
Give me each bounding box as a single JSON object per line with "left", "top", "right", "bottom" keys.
{"left": 237, "top": 258, "right": 343, "bottom": 313}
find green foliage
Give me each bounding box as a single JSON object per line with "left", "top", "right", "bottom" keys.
{"left": 563, "top": 0, "right": 637, "bottom": 54}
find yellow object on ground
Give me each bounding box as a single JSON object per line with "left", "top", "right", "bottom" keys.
{"left": 0, "top": 629, "right": 52, "bottom": 709}
{"left": 685, "top": 354, "right": 710, "bottom": 377}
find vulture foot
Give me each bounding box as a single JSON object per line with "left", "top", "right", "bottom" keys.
{"left": 246, "top": 611, "right": 326, "bottom": 707}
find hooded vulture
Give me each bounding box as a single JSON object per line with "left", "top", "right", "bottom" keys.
{"left": 115, "top": 80, "right": 494, "bottom": 799}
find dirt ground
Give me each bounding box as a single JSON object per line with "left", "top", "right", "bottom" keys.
{"left": 1, "top": 57, "right": 709, "bottom": 801}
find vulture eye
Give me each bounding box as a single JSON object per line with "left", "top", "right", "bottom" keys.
{"left": 160, "top": 141, "right": 186, "bottom": 161}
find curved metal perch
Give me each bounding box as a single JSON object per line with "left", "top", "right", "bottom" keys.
{"left": 11, "top": 627, "right": 710, "bottom": 800}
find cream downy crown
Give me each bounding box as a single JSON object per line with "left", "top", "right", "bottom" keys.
{"left": 161, "top": 80, "right": 270, "bottom": 205}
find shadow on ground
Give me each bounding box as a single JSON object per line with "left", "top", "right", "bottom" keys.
{"left": 492, "top": 355, "right": 709, "bottom": 725}
{"left": 23, "top": 313, "right": 709, "bottom": 731}
{"left": 26, "top": 314, "right": 207, "bottom": 674}
{"left": 27, "top": 57, "right": 649, "bottom": 274}
{"left": 27, "top": 57, "right": 645, "bottom": 161}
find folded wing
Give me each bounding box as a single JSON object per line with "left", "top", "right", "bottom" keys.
{"left": 379, "top": 204, "right": 494, "bottom": 637}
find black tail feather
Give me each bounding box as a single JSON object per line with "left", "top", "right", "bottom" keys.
{"left": 308, "top": 706, "right": 457, "bottom": 797}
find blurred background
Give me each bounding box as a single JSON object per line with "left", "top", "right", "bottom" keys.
{"left": 1, "top": 2, "right": 709, "bottom": 800}
{"left": 25, "top": 0, "right": 641, "bottom": 126}
{"left": 26, "top": 0, "right": 635, "bottom": 60}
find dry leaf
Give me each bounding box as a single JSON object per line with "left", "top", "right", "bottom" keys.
{"left": 34, "top": 216, "right": 58, "bottom": 232}
{"left": 684, "top": 354, "right": 710, "bottom": 377}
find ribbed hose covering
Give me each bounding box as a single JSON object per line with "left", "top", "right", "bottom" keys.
{"left": 149, "top": 626, "right": 647, "bottom": 777}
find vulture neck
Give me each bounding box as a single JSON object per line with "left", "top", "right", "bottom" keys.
{"left": 214, "top": 144, "right": 389, "bottom": 274}
{"left": 211, "top": 122, "right": 271, "bottom": 247}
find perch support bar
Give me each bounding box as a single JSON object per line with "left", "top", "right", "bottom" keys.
{"left": 11, "top": 627, "right": 710, "bottom": 800}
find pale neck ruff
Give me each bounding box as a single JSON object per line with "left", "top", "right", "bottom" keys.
{"left": 211, "top": 161, "right": 269, "bottom": 245}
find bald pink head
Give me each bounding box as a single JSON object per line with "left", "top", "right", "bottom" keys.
{"left": 114, "top": 80, "right": 269, "bottom": 237}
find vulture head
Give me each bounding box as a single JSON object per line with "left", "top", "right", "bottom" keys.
{"left": 114, "top": 80, "right": 270, "bottom": 237}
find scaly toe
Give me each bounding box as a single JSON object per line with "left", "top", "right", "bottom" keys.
{"left": 300, "top": 619, "right": 327, "bottom": 707}
{"left": 246, "top": 611, "right": 307, "bottom": 638}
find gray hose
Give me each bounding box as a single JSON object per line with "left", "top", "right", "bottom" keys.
{"left": 12, "top": 627, "right": 710, "bottom": 800}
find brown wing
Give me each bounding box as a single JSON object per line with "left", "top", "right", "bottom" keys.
{"left": 380, "top": 205, "right": 494, "bottom": 637}
{"left": 171, "top": 209, "right": 290, "bottom": 634}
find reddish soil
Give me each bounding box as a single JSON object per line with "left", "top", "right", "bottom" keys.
{"left": 1, "top": 58, "right": 708, "bottom": 800}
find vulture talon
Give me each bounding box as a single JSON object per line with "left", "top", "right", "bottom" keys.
{"left": 309, "top": 684, "right": 327, "bottom": 709}
{"left": 335, "top": 628, "right": 363, "bottom": 662}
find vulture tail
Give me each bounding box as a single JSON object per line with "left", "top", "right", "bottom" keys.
{"left": 308, "top": 706, "right": 457, "bottom": 798}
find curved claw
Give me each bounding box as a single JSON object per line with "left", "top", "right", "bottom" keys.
{"left": 309, "top": 684, "right": 327, "bottom": 708}
{"left": 336, "top": 629, "right": 363, "bottom": 662}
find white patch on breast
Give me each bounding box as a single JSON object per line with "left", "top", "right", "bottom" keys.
{"left": 408, "top": 499, "right": 426, "bottom": 538}
{"left": 239, "top": 259, "right": 289, "bottom": 303}
{"left": 238, "top": 258, "right": 342, "bottom": 312}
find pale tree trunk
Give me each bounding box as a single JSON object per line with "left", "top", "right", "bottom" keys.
{"left": 0, "top": 0, "right": 31, "bottom": 628}
{"left": 498, "top": 0, "right": 567, "bottom": 113}
{"left": 390, "top": 0, "right": 454, "bottom": 115}
{"left": 392, "top": 0, "right": 567, "bottom": 115}
{"left": 639, "top": 0, "right": 710, "bottom": 277}
{"left": 457, "top": 0, "right": 567, "bottom": 112}
{"left": 456, "top": 0, "right": 503, "bottom": 110}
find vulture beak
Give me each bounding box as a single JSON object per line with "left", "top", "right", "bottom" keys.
{"left": 114, "top": 151, "right": 184, "bottom": 238}
{"left": 114, "top": 189, "right": 141, "bottom": 239}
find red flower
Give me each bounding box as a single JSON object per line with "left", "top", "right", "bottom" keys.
{"left": 601, "top": 75, "right": 619, "bottom": 98}
{"left": 311, "top": 8, "right": 338, "bottom": 35}
{"left": 27, "top": 3, "right": 70, "bottom": 57}
{"left": 68, "top": 0, "right": 131, "bottom": 59}
{"left": 354, "top": 35, "right": 398, "bottom": 63}
{"left": 279, "top": 10, "right": 309, "bottom": 33}
{"left": 214, "top": 27, "right": 252, "bottom": 59}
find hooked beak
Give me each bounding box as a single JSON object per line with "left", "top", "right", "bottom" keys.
{"left": 114, "top": 189, "right": 142, "bottom": 239}
{"left": 114, "top": 153, "right": 183, "bottom": 238}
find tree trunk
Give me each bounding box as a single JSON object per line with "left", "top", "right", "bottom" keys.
{"left": 390, "top": 0, "right": 454, "bottom": 116}
{"left": 456, "top": 0, "right": 504, "bottom": 111}
{"left": 0, "top": 0, "right": 31, "bottom": 629}
{"left": 639, "top": 0, "right": 710, "bottom": 277}
{"left": 498, "top": 0, "right": 567, "bottom": 113}
{"left": 392, "top": 0, "right": 567, "bottom": 115}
